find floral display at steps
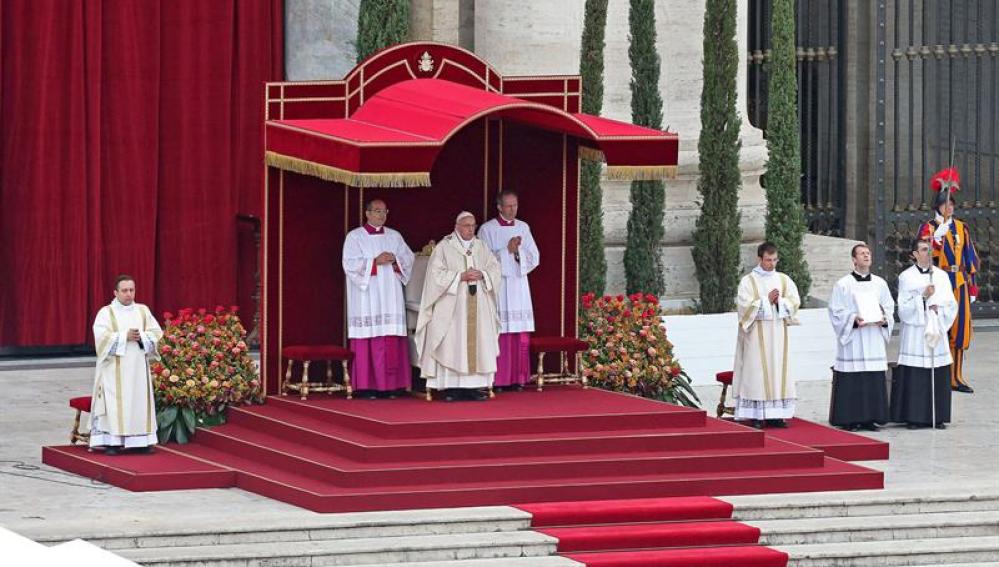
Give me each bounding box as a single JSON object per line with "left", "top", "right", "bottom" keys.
{"left": 579, "top": 292, "right": 699, "bottom": 408}
{"left": 152, "top": 306, "right": 263, "bottom": 443}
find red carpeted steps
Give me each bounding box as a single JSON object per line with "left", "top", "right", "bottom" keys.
{"left": 189, "top": 422, "right": 825, "bottom": 487}
{"left": 263, "top": 389, "right": 707, "bottom": 437}
{"left": 564, "top": 547, "right": 789, "bottom": 567}
{"left": 763, "top": 417, "right": 889, "bottom": 461}
{"left": 540, "top": 521, "right": 763, "bottom": 551}
{"left": 40, "top": 445, "right": 234, "bottom": 491}
{"left": 223, "top": 402, "right": 766, "bottom": 461}
{"left": 521, "top": 496, "right": 735, "bottom": 525}
{"left": 518, "top": 496, "right": 789, "bottom": 567}
{"left": 42, "top": 387, "right": 884, "bottom": 512}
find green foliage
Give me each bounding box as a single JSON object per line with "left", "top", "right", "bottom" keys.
{"left": 579, "top": 0, "right": 609, "bottom": 296}
{"left": 580, "top": 0, "right": 608, "bottom": 117}
{"left": 764, "top": 0, "right": 811, "bottom": 297}
{"left": 156, "top": 406, "right": 226, "bottom": 445}
{"left": 156, "top": 406, "right": 196, "bottom": 445}
{"left": 624, "top": 180, "right": 666, "bottom": 296}
{"left": 692, "top": 0, "right": 743, "bottom": 313}
{"left": 624, "top": 0, "right": 665, "bottom": 296}
{"left": 356, "top": 0, "right": 411, "bottom": 63}
{"left": 626, "top": 0, "right": 663, "bottom": 130}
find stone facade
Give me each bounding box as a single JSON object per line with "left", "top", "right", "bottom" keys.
{"left": 285, "top": 1, "right": 777, "bottom": 301}
{"left": 285, "top": 0, "right": 360, "bottom": 81}
{"left": 476, "top": 0, "right": 767, "bottom": 300}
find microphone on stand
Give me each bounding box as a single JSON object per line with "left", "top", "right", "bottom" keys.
{"left": 469, "top": 283, "right": 477, "bottom": 296}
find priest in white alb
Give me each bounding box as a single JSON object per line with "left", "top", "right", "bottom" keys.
{"left": 89, "top": 275, "right": 162, "bottom": 455}
{"left": 732, "top": 242, "right": 802, "bottom": 429}
{"left": 343, "top": 198, "right": 415, "bottom": 399}
{"left": 477, "top": 190, "right": 540, "bottom": 390}
{"left": 891, "top": 238, "right": 957, "bottom": 429}
{"left": 416, "top": 211, "right": 502, "bottom": 401}
{"left": 827, "top": 243, "right": 894, "bottom": 431}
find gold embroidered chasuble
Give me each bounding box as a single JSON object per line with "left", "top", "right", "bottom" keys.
{"left": 732, "top": 269, "right": 801, "bottom": 419}
{"left": 415, "top": 234, "right": 502, "bottom": 387}
{"left": 89, "top": 301, "right": 162, "bottom": 437}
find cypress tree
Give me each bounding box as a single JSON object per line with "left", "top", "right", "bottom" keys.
{"left": 624, "top": 0, "right": 666, "bottom": 296}
{"left": 692, "top": 0, "right": 743, "bottom": 312}
{"left": 579, "top": 0, "right": 609, "bottom": 296}
{"left": 356, "top": 0, "right": 411, "bottom": 63}
{"left": 764, "top": 0, "right": 811, "bottom": 297}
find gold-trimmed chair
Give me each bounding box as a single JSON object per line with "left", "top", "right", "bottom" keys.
{"left": 69, "top": 396, "right": 92, "bottom": 445}
{"left": 281, "top": 345, "right": 354, "bottom": 400}
{"left": 715, "top": 370, "right": 735, "bottom": 418}
{"left": 529, "top": 336, "right": 589, "bottom": 391}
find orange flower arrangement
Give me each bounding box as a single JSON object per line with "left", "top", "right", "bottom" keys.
{"left": 151, "top": 306, "right": 263, "bottom": 442}
{"left": 579, "top": 292, "right": 698, "bottom": 407}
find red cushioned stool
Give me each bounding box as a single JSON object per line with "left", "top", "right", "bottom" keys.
{"left": 715, "top": 370, "right": 734, "bottom": 418}
{"left": 529, "top": 336, "right": 590, "bottom": 392}
{"left": 69, "top": 396, "right": 92, "bottom": 445}
{"left": 281, "top": 345, "right": 354, "bottom": 400}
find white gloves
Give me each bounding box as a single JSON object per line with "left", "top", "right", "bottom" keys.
{"left": 933, "top": 221, "right": 950, "bottom": 241}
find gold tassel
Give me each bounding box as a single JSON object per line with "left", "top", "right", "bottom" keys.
{"left": 578, "top": 146, "right": 606, "bottom": 162}
{"left": 605, "top": 165, "right": 678, "bottom": 181}
{"left": 265, "top": 151, "right": 431, "bottom": 188}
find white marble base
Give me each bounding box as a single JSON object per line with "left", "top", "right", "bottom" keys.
{"left": 664, "top": 308, "right": 837, "bottom": 386}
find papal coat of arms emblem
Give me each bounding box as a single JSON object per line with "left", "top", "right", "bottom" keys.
{"left": 417, "top": 51, "right": 434, "bottom": 73}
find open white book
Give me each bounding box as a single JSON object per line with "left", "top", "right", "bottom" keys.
{"left": 853, "top": 290, "right": 884, "bottom": 325}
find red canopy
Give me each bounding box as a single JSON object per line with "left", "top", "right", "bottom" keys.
{"left": 266, "top": 78, "right": 678, "bottom": 188}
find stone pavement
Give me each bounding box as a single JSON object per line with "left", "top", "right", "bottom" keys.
{"left": 1, "top": 327, "right": 996, "bottom": 539}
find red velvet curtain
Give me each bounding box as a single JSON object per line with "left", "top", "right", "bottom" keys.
{"left": 0, "top": 0, "right": 283, "bottom": 347}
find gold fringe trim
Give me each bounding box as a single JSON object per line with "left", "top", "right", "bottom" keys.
{"left": 578, "top": 146, "right": 606, "bottom": 162}
{"left": 605, "top": 165, "right": 678, "bottom": 181}
{"left": 265, "top": 151, "right": 431, "bottom": 188}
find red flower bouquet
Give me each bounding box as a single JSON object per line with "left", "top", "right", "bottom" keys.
{"left": 152, "top": 306, "right": 263, "bottom": 443}
{"left": 579, "top": 292, "right": 698, "bottom": 407}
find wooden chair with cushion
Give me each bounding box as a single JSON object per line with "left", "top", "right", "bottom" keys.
{"left": 715, "top": 370, "right": 735, "bottom": 418}
{"left": 69, "top": 396, "right": 92, "bottom": 445}
{"left": 528, "top": 336, "right": 590, "bottom": 391}
{"left": 281, "top": 345, "right": 354, "bottom": 400}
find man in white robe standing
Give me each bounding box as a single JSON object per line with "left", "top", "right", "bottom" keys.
{"left": 477, "top": 190, "right": 540, "bottom": 391}
{"left": 343, "top": 199, "right": 415, "bottom": 399}
{"left": 732, "top": 242, "right": 802, "bottom": 429}
{"left": 827, "top": 243, "right": 894, "bottom": 431}
{"left": 89, "top": 275, "right": 162, "bottom": 455}
{"left": 416, "top": 211, "right": 502, "bottom": 401}
{"left": 891, "top": 238, "right": 958, "bottom": 429}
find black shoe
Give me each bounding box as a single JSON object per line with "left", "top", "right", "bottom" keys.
{"left": 748, "top": 420, "right": 764, "bottom": 429}
{"left": 767, "top": 419, "right": 788, "bottom": 429}
{"left": 954, "top": 384, "right": 974, "bottom": 394}
{"left": 935, "top": 422, "right": 947, "bottom": 430}
{"left": 132, "top": 446, "right": 155, "bottom": 454}
{"left": 860, "top": 422, "right": 880, "bottom": 432}
{"left": 906, "top": 423, "right": 924, "bottom": 430}
{"left": 103, "top": 446, "right": 122, "bottom": 456}
{"left": 846, "top": 423, "right": 861, "bottom": 432}
{"left": 510, "top": 384, "right": 524, "bottom": 392}
{"left": 360, "top": 390, "right": 379, "bottom": 400}
{"left": 443, "top": 389, "right": 457, "bottom": 402}
{"left": 471, "top": 389, "right": 490, "bottom": 401}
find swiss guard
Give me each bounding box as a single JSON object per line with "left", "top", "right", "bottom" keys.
{"left": 917, "top": 167, "right": 980, "bottom": 393}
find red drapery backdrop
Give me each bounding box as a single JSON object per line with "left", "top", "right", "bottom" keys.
{"left": 0, "top": 0, "right": 283, "bottom": 347}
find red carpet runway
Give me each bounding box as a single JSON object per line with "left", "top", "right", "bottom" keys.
{"left": 519, "top": 496, "right": 789, "bottom": 566}
{"left": 43, "top": 387, "right": 884, "bottom": 513}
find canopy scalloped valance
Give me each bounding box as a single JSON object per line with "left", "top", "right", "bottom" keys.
{"left": 265, "top": 75, "right": 678, "bottom": 188}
